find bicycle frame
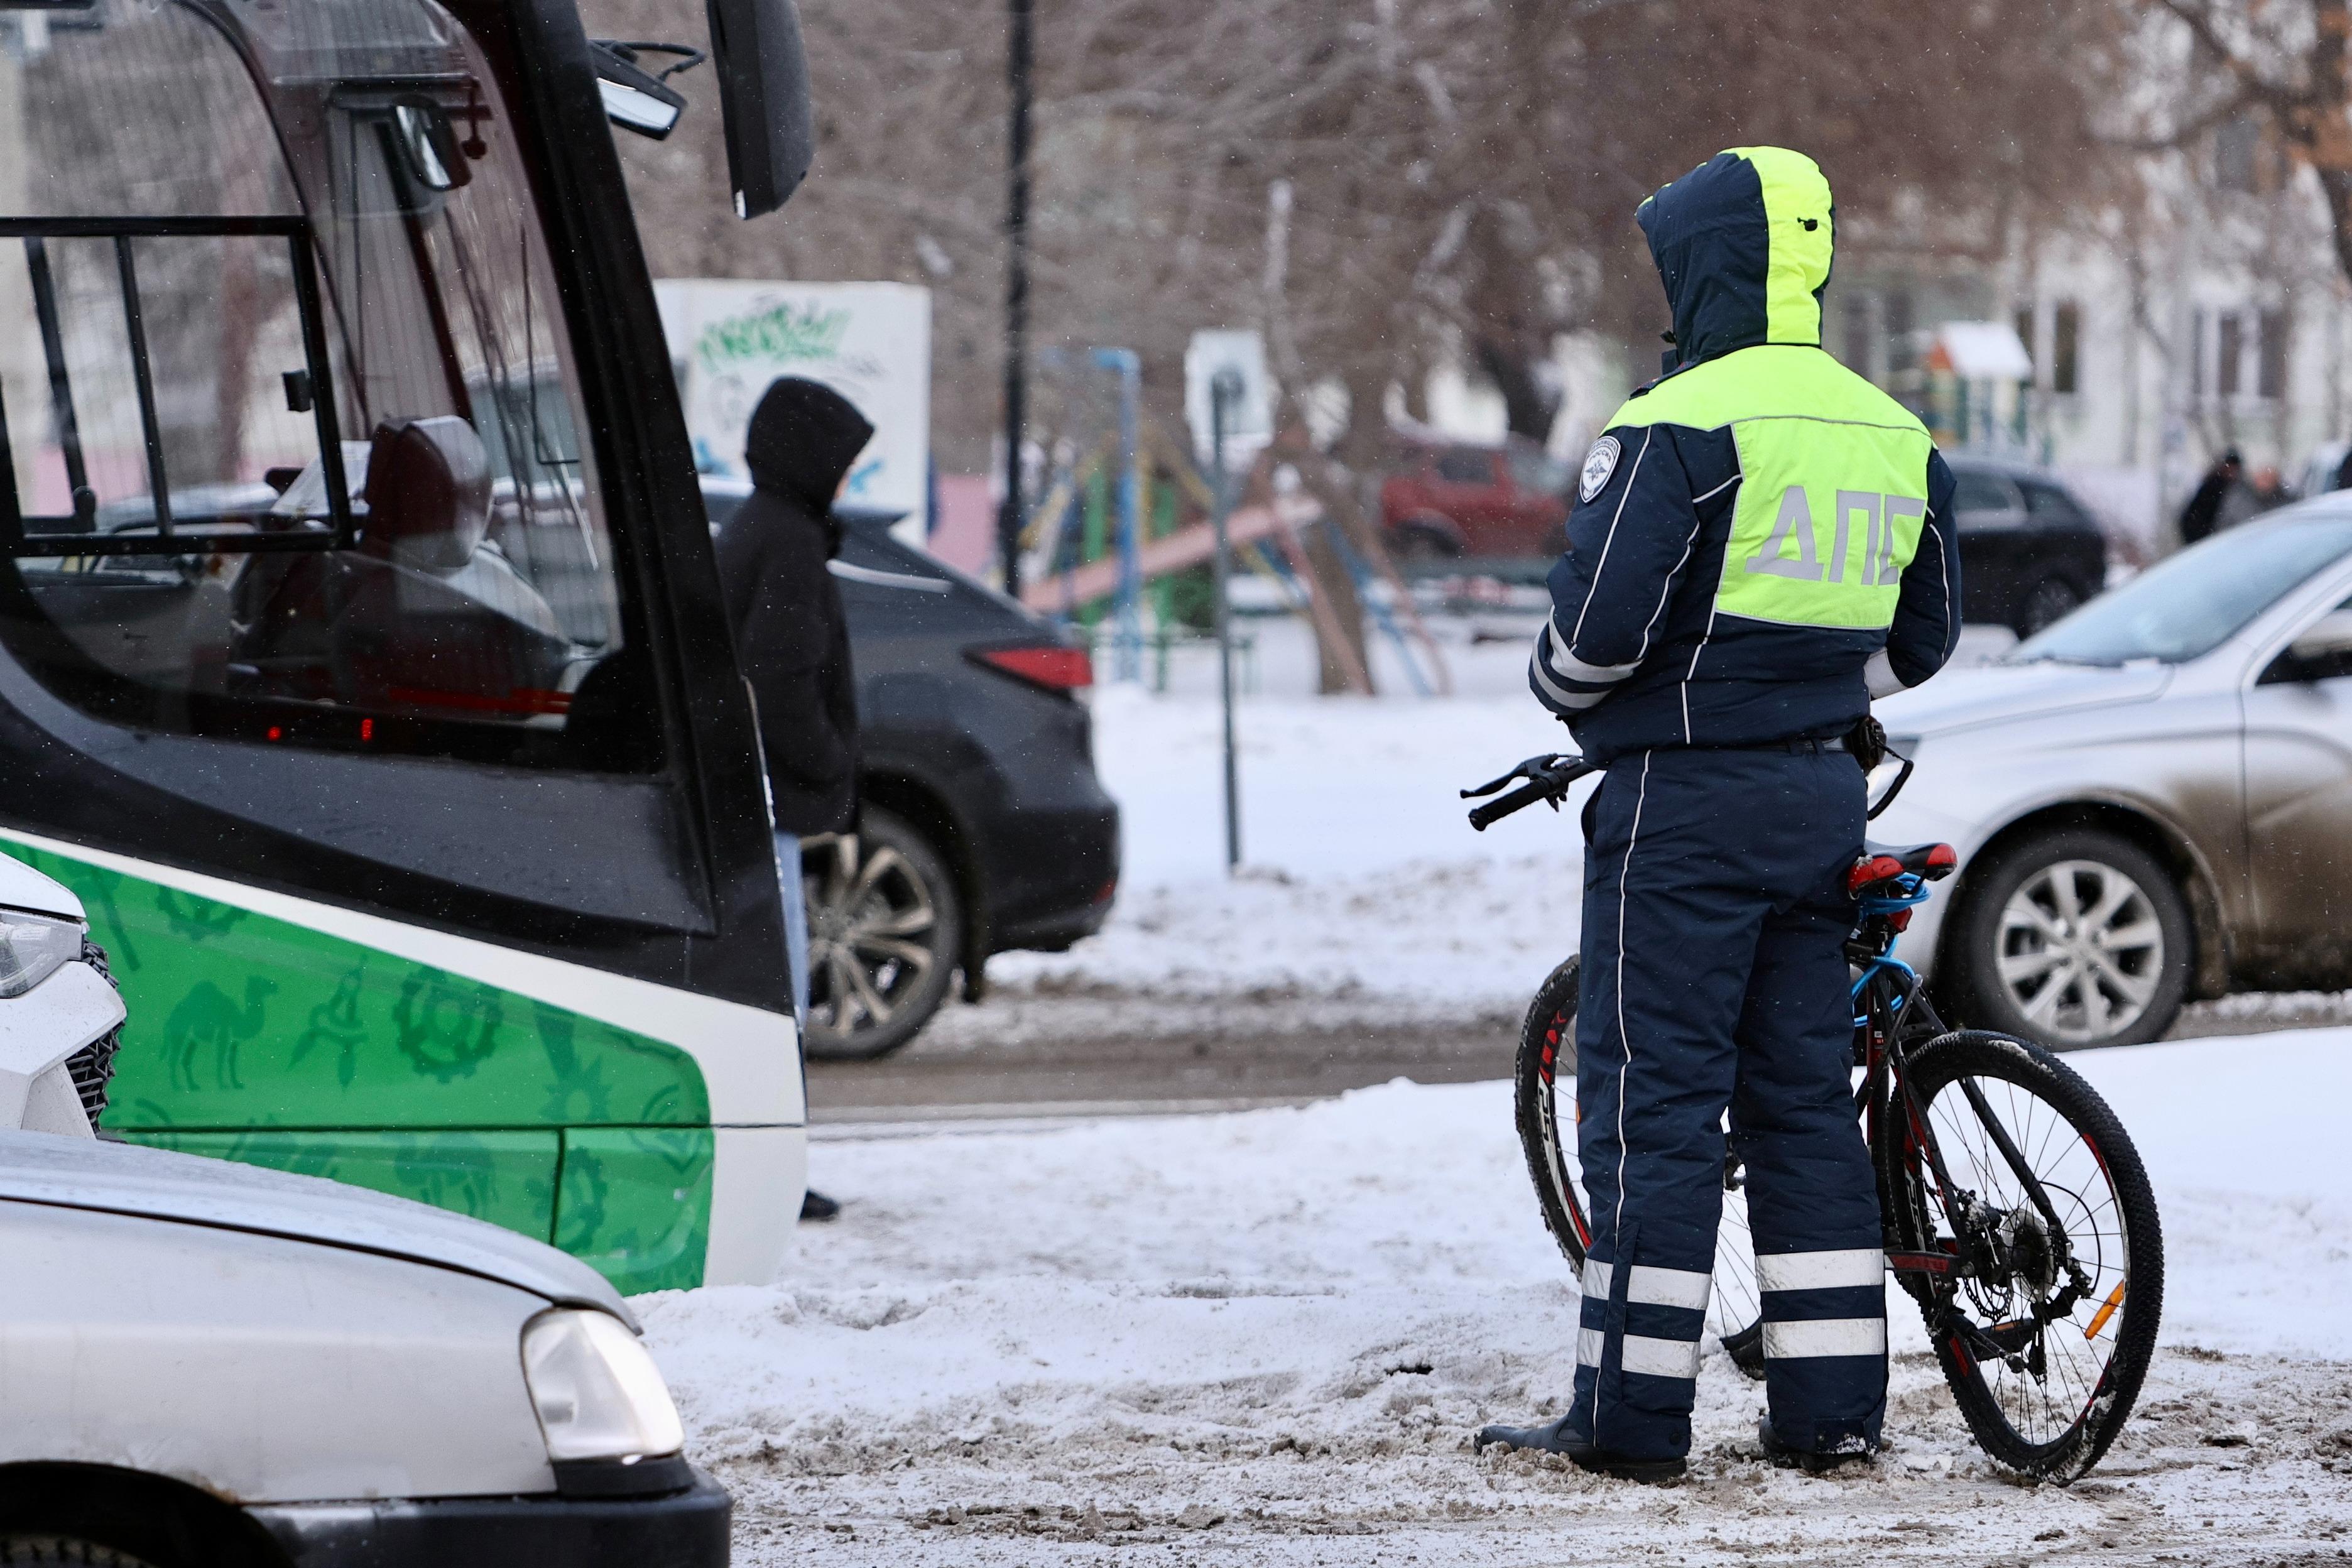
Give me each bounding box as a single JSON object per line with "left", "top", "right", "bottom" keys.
{"left": 1848, "top": 875, "right": 2093, "bottom": 1348}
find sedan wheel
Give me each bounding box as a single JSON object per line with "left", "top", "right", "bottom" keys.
{"left": 1953, "top": 827, "right": 2192, "bottom": 1050}
{"left": 801, "top": 805, "right": 962, "bottom": 1062}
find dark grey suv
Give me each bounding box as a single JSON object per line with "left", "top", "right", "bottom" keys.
{"left": 702, "top": 481, "right": 1119, "bottom": 1059}
{"left": 1944, "top": 456, "right": 2110, "bottom": 636}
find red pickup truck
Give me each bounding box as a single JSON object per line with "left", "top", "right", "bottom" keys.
{"left": 1380, "top": 436, "right": 1571, "bottom": 560}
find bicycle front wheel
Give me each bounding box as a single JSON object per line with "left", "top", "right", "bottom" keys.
{"left": 1511, "top": 956, "right": 1763, "bottom": 1358}
{"left": 1880, "top": 1030, "right": 2164, "bottom": 1483}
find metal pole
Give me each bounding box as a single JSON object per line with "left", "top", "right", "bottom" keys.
{"left": 1097, "top": 348, "right": 1142, "bottom": 683}
{"left": 997, "top": 0, "right": 1033, "bottom": 600}
{"left": 1211, "top": 369, "right": 1243, "bottom": 873}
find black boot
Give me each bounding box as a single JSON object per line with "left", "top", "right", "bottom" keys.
{"left": 799, "top": 1189, "right": 841, "bottom": 1222}
{"left": 1758, "top": 1414, "right": 1878, "bottom": 1473}
{"left": 1473, "top": 1416, "right": 1686, "bottom": 1482}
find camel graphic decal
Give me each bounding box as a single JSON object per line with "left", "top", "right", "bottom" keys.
{"left": 165, "top": 977, "right": 279, "bottom": 1092}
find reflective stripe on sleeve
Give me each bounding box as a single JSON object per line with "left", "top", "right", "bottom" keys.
{"left": 1581, "top": 1259, "right": 1614, "bottom": 1299}
{"left": 1530, "top": 648, "right": 1608, "bottom": 711}
{"left": 1761, "top": 1317, "right": 1888, "bottom": 1359}
{"left": 1620, "top": 1334, "right": 1703, "bottom": 1381}
{"left": 1547, "top": 616, "right": 1641, "bottom": 684}
{"left": 1756, "top": 1249, "right": 1885, "bottom": 1293}
{"left": 1577, "top": 1326, "right": 1605, "bottom": 1368}
{"left": 1626, "top": 1264, "right": 1712, "bottom": 1311}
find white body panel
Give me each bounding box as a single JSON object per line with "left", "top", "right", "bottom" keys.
{"left": 0, "top": 961, "right": 123, "bottom": 1134}
{"left": 0, "top": 1202, "right": 555, "bottom": 1502}
{"left": 0, "top": 1130, "right": 630, "bottom": 1317}
{"left": 1872, "top": 516, "right": 2352, "bottom": 983}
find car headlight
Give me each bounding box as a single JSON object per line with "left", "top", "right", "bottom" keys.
{"left": 0, "top": 912, "right": 82, "bottom": 999}
{"left": 521, "top": 1309, "right": 685, "bottom": 1462}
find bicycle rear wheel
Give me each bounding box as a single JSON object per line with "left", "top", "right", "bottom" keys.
{"left": 1511, "top": 957, "right": 1763, "bottom": 1359}
{"left": 1879, "top": 1030, "right": 2163, "bottom": 1482}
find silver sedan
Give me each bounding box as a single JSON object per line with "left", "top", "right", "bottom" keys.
{"left": 1875, "top": 501, "right": 2352, "bottom": 1049}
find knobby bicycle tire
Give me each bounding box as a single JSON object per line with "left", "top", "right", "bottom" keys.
{"left": 1513, "top": 956, "right": 1589, "bottom": 1270}
{"left": 1878, "top": 1030, "right": 2164, "bottom": 1483}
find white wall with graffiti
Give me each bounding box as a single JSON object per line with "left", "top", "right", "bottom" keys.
{"left": 653, "top": 280, "right": 932, "bottom": 528}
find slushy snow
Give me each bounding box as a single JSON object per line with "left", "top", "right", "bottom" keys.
{"left": 647, "top": 1028, "right": 2352, "bottom": 1564}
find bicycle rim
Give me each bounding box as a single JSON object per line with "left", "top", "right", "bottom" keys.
{"left": 1885, "top": 1031, "right": 2163, "bottom": 1481}
{"left": 1513, "top": 959, "right": 1762, "bottom": 1349}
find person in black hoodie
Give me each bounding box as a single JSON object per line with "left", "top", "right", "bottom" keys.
{"left": 714, "top": 376, "right": 873, "bottom": 1225}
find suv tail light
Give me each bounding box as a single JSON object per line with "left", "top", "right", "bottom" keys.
{"left": 970, "top": 645, "right": 1093, "bottom": 694}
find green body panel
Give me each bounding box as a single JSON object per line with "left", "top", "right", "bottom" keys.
{"left": 132, "top": 1128, "right": 560, "bottom": 1238}
{"left": 557, "top": 1127, "right": 714, "bottom": 1293}
{"left": 2, "top": 837, "right": 719, "bottom": 1292}
{"left": 1605, "top": 346, "right": 1933, "bottom": 631}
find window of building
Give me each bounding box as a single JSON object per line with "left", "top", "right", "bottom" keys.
{"left": 2013, "top": 303, "right": 2039, "bottom": 386}
{"left": 1841, "top": 291, "right": 1872, "bottom": 378}
{"left": 2258, "top": 308, "right": 2288, "bottom": 400}
{"left": 0, "top": 0, "right": 646, "bottom": 771}
{"left": 2190, "top": 309, "right": 2206, "bottom": 403}
{"left": 2218, "top": 312, "right": 2244, "bottom": 398}
{"left": 2052, "top": 302, "right": 2081, "bottom": 395}
{"left": 2216, "top": 116, "right": 2262, "bottom": 194}
{"left": 1885, "top": 290, "right": 1916, "bottom": 378}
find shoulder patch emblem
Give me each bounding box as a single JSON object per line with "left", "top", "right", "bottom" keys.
{"left": 1578, "top": 436, "right": 1622, "bottom": 504}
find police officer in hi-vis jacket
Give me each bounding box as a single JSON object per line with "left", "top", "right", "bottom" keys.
{"left": 1475, "top": 147, "right": 1962, "bottom": 1481}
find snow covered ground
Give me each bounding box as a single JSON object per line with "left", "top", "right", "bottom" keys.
{"left": 646, "top": 1025, "right": 2352, "bottom": 1565}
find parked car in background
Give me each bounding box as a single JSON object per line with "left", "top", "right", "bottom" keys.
{"left": 1378, "top": 436, "right": 1571, "bottom": 560}
{"left": 1873, "top": 501, "right": 2352, "bottom": 1050}
{"left": 1943, "top": 455, "right": 2110, "bottom": 636}
{"left": 0, "top": 1131, "right": 724, "bottom": 1566}
{"left": 702, "top": 481, "right": 1119, "bottom": 1059}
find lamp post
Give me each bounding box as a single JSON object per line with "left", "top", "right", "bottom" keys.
{"left": 1211, "top": 368, "right": 1243, "bottom": 873}
{"left": 997, "top": 0, "right": 1033, "bottom": 600}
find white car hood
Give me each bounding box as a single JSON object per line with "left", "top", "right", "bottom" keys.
{"left": 1877, "top": 661, "right": 2172, "bottom": 739}
{"left": 0, "top": 853, "right": 85, "bottom": 922}
{"left": 0, "top": 1130, "right": 635, "bottom": 1326}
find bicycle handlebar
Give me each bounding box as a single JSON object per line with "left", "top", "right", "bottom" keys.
{"left": 1461, "top": 753, "right": 1594, "bottom": 831}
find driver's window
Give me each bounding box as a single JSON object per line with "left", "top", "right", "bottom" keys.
{"left": 0, "top": 0, "right": 647, "bottom": 771}
{"left": 2260, "top": 595, "right": 2352, "bottom": 686}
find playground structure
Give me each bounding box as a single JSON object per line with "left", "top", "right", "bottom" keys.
{"left": 1018, "top": 349, "right": 1451, "bottom": 697}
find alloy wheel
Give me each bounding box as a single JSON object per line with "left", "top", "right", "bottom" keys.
{"left": 805, "top": 836, "right": 939, "bottom": 1038}
{"left": 1995, "top": 859, "right": 2165, "bottom": 1046}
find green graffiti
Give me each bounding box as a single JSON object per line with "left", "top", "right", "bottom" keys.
{"left": 155, "top": 887, "right": 249, "bottom": 944}
{"left": 2, "top": 839, "right": 719, "bottom": 1288}
{"left": 393, "top": 967, "right": 503, "bottom": 1082}
{"left": 165, "top": 976, "right": 277, "bottom": 1092}
{"left": 289, "top": 961, "right": 370, "bottom": 1087}
{"left": 556, "top": 1128, "right": 712, "bottom": 1293}
{"left": 693, "top": 302, "right": 850, "bottom": 376}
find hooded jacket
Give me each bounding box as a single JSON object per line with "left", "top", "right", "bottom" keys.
{"left": 1530, "top": 147, "right": 1962, "bottom": 763}
{"left": 714, "top": 376, "right": 874, "bottom": 834}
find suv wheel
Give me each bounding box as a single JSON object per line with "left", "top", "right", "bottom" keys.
{"left": 1949, "top": 827, "right": 2191, "bottom": 1050}
{"left": 801, "top": 805, "right": 962, "bottom": 1061}
{"left": 2016, "top": 575, "right": 2084, "bottom": 637}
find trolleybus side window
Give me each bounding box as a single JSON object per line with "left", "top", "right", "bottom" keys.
{"left": 0, "top": 0, "right": 651, "bottom": 771}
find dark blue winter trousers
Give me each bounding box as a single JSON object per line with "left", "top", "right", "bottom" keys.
{"left": 1565, "top": 745, "right": 1886, "bottom": 1462}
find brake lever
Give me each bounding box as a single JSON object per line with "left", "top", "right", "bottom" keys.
{"left": 1461, "top": 753, "right": 1569, "bottom": 800}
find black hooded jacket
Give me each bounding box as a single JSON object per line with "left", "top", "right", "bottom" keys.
{"left": 714, "top": 377, "right": 875, "bottom": 835}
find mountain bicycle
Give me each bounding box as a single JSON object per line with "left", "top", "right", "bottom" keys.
{"left": 1463, "top": 753, "right": 2163, "bottom": 1482}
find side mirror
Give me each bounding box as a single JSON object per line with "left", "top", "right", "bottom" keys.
{"left": 2288, "top": 608, "right": 2352, "bottom": 668}
{"left": 589, "top": 40, "right": 690, "bottom": 140}
{"left": 704, "top": 0, "right": 815, "bottom": 219}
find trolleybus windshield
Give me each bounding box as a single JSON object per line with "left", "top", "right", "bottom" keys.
{"left": 0, "top": 0, "right": 641, "bottom": 769}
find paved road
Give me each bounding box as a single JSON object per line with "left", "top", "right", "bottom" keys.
{"left": 807, "top": 988, "right": 2349, "bottom": 1128}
